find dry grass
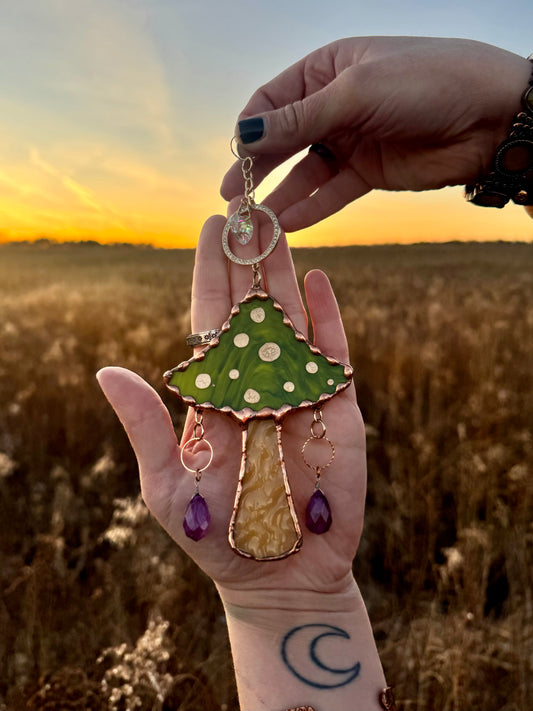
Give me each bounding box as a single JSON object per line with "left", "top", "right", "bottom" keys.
{"left": 0, "top": 240, "right": 532, "bottom": 710}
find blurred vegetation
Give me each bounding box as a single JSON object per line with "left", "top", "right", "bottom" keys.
{"left": 0, "top": 240, "right": 531, "bottom": 710}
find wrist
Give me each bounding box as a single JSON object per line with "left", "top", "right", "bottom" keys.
{"left": 218, "top": 580, "right": 370, "bottom": 648}
{"left": 217, "top": 577, "right": 387, "bottom": 711}
{"left": 216, "top": 573, "right": 363, "bottom": 621}
{"left": 466, "top": 54, "right": 533, "bottom": 207}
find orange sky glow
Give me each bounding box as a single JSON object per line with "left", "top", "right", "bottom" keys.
{"left": 0, "top": 2, "right": 532, "bottom": 249}
{"left": 1, "top": 175, "right": 531, "bottom": 249}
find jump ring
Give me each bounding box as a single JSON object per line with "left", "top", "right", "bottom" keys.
{"left": 230, "top": 136, "right": 254, "bottom": 161}
{"left": 193, "top": 422, "right": 205, "bottom": 440}
{"left": 180, "top": 437, "right": 214, "bottom": 475}
{"left": 310, "top": 419, "right": 327, "bottom": 439}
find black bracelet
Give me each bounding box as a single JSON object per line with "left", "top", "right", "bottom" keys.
{"left": 465, "top": 55, "right": 533, "bottom": 207}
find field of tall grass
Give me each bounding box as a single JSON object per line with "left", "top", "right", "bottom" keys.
{"left": 0, "top": 239, "right": 531, "bottom": 710}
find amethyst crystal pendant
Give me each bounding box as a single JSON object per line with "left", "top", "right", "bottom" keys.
{"left": 183, "top": 493, "right": 211, "bottom": 541}
{"left": 305, "top": 488, "right": 332, "bottom": 534}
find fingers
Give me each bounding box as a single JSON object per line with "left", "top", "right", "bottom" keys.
{"left": 220, "top": 46, "right": 351, "bottom": 202}
{"left": 191, "top": 214, "right": 231, "bottom": 334}
{"left": 221, "top": 153, "right": 293, "bottom": 202}
{"left": 259, "top": 227, "right": 307, "bottom": 336}
{"left": 235, "top": 66, "right": 357, "bottom": 157}
{"left": 222, "top": 197, "right": 308, "bottom": 335}
{"left": 304, "top": 270, "right": 350, "bottom": 365}
{"left": 278, "top": 168, "right": 371, "bottom": 232}
{"left": 96, "top": 367, "right": 181, "bottom": 524}
{"left": 190, "top": 203, "right": 307, "bottom": 342}
{"left": 263, "top": 149, "right": 339, "bottom": 219}
{"left": 304, "top": 269, "right": 358, "bottom": 417}
{"left": 234, "top": 43, "right": 342, "bottom": 149}
{"left": 238, "top": 53, "right": 317, "bottom": 118}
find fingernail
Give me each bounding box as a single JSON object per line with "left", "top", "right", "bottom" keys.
{"left": 238, "top": 117, "right": 264, "bottom": 144}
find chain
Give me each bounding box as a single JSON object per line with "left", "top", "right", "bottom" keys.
{"left": 223, "top": 136, "right": 281, "bottom": 267}
{"left": 242, "top": 156, "right": 255, "bottom": 203}
{"left": 193, "top": 408, "right": 205, "bottom": 440}
{"left": 238, "top": 155, "right": 256, "bottom": 222}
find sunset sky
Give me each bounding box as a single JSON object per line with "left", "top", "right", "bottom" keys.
{"left": 1, "top": 0, "right": 532, "bottom": 248}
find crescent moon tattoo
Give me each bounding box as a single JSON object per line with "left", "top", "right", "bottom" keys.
{"left": 281, "top": 624, "right": 361, "bottom": 689}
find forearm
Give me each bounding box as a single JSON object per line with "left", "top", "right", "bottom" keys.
{"left": 218, "top": 579, "right": 386, "bottom": 711}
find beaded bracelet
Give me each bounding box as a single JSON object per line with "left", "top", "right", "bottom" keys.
{"left": 465, "top": 55, "right": 533, "bottom": 207}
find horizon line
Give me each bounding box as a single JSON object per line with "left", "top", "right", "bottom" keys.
{"left": 1, "top": 236, "right": 532, "bottom": 251}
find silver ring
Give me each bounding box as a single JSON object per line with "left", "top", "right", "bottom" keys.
{"left": 186, "top": 329, "right": 221, "bottom": 347}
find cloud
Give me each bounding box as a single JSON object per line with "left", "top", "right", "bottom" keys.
{"left": 0, "top": 1, "right": 179, "bottom": 155}
{"left": 29, "top": 147, "right": 130, "bottom": 233}
{"left": 54, "top": 0, "right": 179, "bottom": 153}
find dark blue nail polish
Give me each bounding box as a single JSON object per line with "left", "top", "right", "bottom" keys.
{"left": 238, "top": 117, "right": 264, "bottom": 144}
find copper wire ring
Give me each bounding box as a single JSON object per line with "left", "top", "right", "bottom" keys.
{"left": 301, "top": 435, "right": 335, "bottom": 472}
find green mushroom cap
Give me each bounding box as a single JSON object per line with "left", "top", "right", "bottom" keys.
{"left": 165, "top": 289, "right": 353, "bottom": 421}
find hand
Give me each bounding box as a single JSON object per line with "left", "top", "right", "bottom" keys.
{"left": 221, "top": 37, "right": 531, "bottom": 231}
{"left": 97, "top": 205, "right": 366, "bottom": 609}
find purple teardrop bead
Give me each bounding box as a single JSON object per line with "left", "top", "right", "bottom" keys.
{"left": 183, "top": 493, "right": 210, "bottom": 541}
{"left": 305, "top": 489, "right": 332, "bottom": 534}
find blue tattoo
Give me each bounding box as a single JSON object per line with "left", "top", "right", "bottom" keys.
{"left": 281, "top": 624, "right": 361, "bottom": 689}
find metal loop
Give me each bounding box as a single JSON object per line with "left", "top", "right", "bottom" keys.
{"left": 180, "top": 436, "right": 213, "bottom": 475}
{"left": 242, "top": 158, "right": 255, "bottom": 199}
{"left": 252, "top": 263, "right": 262, "bottom": 288}
{"left": 230, "top": 136, "right": 254, "bottom": 161}
{"left": 193, "top": 422, "right": 205, "bottom": 440}
{"left": 193, "top": 410, "right": 205, "bottom": 439}
{"left": 242, "top": 155, "right": 254, "bottom": 173}
{"left": 301, "top": 435, "right": 335, "bottom": 473}
{"left": 310, "top": 419, "right": 327, "bottom": 439}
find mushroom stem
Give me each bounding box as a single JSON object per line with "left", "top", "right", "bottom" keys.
{"left": 229, "top": 419, "right": 302, "bottom": 560}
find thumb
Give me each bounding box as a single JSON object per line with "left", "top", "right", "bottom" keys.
{"left": 96, "top": 366, "right": 182, "bottom": 527}
{"left": 237, "top": 69, "right": 356, "bottom": 153}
